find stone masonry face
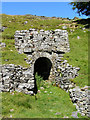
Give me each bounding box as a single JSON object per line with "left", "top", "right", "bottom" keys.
{"left": 15, "top": 29, "right": 70, "bottom": 54}
{"left": 0, "top": 64, "right": 34, "bottom": 94}
{"left": 14, "top": 29, "right": 70, "bottom": 84}
{"left": 14, "top": 28, "right": 80, "bottom": 92}
{"left": 15, "top": 29, "right": 68, "bottom": 79}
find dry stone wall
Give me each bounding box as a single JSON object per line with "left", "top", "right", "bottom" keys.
{"left": 0, "top": 61, "right": 80, "bottom": 94}
{"left": 15, "top": 29, "right": 70, "bottom": 54}
{"left": 55, "top": 59, "right": 80, "bottom": 91}
{"left": 0, "top": 64, "right": 34, "bottom": 94}
{"left": 69, "top": 86, "right": 89, "bottom": 117}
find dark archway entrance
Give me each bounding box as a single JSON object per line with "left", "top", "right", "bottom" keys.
{"left": 34, "top": 57, "right": 52, "bottom": 80}
{"left": 33, "top": 57, "right": 52, "bottom": 94}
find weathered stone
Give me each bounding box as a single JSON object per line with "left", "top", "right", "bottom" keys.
{"left": 24, "top": 21, "right": 28, "bottom": 24}
{"left": 0, "top": 42, "right": 6, "bottom": 48}
{"left": 62, "top": 26, "right": 67, "bottom": 29}
{"left": 24, "top": 48, "right": 32, "bottom": 53}
{"left": 0, "top": 26, "right": 7, "bottom": 32}
{"left": 71, "top": 111, "right": 78, "bottom": 118}
{"left": 77, "top": 36, "right": 80, "bottom": 39}
{"left": 69, "top": 86, "right": 89, "bottom": 117}
{"left": 15, "top": 28, "right": 70, "bottom": 54}
{"left": 82, "top": 28, "right": 85, "bottom": 30}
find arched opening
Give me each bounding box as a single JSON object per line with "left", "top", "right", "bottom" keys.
{"left": 34, "top": 57, "right": 52, "bottom": 80}
{"left": 33, "top": 57, "right": 52, "bottom": 94}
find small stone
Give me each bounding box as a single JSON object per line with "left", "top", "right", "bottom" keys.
{"left": 69, "top": 89, "right": 72, "bottom": 93}
{"left": 40, "top": 29, "right": 44, "bottom": 32}
{"left": 77, "top": 36, "right": 80, "bottom": 39}
{"left": 54, "top": 36, "right": 58, "bottom": 39}
{"left": 62, "top": 26, "right": 67, "bottom": 29}
{"left": 49, "top": 109, "right": 53, "bottom": 112}
{"left": 81, "top": 88, "right": 85, "bottom": 91}
{"left": 38, "top": 90, "right": 41, "bottom": 93}
{"left": 0, "top": 42, "right": 6, "bottom": 48}
{"left": 81, "top": 113, "right": 85, "bottom": 116}
{"left": 83, "top": 86, "right": 88, "bottom": 89}
{"left": 10, "top": 92, "right": 14, "bottom": 95}
{"left": 26, "top": 91, "right": 33, "bottom": 95}
{"left": 55, "top": 112, "right": 61, "bottom": 115}
{"left": 4, "top": 59, "right": 9, "bottom": 61}
{"left": 72, "top": 88, "right": 76, "bottom": 92}
{"left": 24, "top": 21, "right": 28, "bottom": 24}
{"left": 10, "top": 109, "right": 14, "bottom": 112}
{"left": 71, "top": 111, "right": 78, "bottom": 118}
{"left": 82, "top": 28, "right": 85, "bottom": 30}
{"left": 69, "top": 84, "right": 73, "bottom": 88}
{"left": 10, "top": 115, "right": 12, "bottom": 118}
{"left": 40, "top": 87, "right": 44, "bottom": 90}
{"left": 24, "top": 48, "right": 32, "bottom": 53}
{"left": 44, "top": 91, "right": 47, "bottom": 93}
{"left": 50, "top": 91, "right": 52, "bottom": 93}
{"left": 76, "top": 67, "right": 80, "bottom": 71}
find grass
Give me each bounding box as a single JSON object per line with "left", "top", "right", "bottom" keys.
{"left": 35, "top": 73, "right": 44, "bottom": 89}
{"left": 1, "top": 14, "right": 72, "bottom": 39}
{"left": 63, "top": 28, "right": 88, "bottom": 87}
{"left": 1, "top": 39, "right": 29, "bottom": 67}
{"left": 2, "top": 81, "right": 88, "bottom": 118}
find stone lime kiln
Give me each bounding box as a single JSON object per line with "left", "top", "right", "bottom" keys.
{"left": 1, "top": 29, "right": 79, "bottom": 94}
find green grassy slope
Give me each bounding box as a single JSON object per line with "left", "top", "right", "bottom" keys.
{"left": 63, "top": 28, "right": 88, "bottom": 87}
{"left": 1, "top": 39, "right": 29, "bottom": 67}
{"left": 2, "top": 82, "right": 88, "bottom": 118}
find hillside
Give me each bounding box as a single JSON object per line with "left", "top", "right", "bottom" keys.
{"left": 0, "top": 14, "right": 89, "bottom": 118}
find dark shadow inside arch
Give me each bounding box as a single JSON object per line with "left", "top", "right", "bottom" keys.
{"left": 34, "top": 57, "right": 52, "bottom": 80}
{"left": 33, "top": 57, "right": 52, "bottom": 94}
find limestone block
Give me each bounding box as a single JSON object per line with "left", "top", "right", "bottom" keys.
{"left": 0, "top": 42, "right": 6, "bottom": 48}
{"left": 24, "top": 21, "right": 28, "bottom": 24}
{"left": 24, "top": 47, "right": 32, "bottom": 53}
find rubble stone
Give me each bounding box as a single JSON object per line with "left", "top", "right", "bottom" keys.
{"left": 69, "top": 86, "right": 89, "bottom": 116}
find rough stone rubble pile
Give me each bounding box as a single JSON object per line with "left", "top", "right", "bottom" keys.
{"left": 55, "top": 59, "right": 80, "bottom": 91}
{"left": 0, "top": 61, "right": 80, "bottom": 93}
{"left": 0, "top": 64, "right": 34, "bottom": 94}
{"left": 69, "top": 86, "right": 90, "bottom": 117}
{"left": 14, "top": 29, "right": 70, "bottom": 54}
{"left": 0, "top": 42, "right": 6, "bottom": 48}
{"left": 0, "top": 26, "right": 7, "bottom": 32}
